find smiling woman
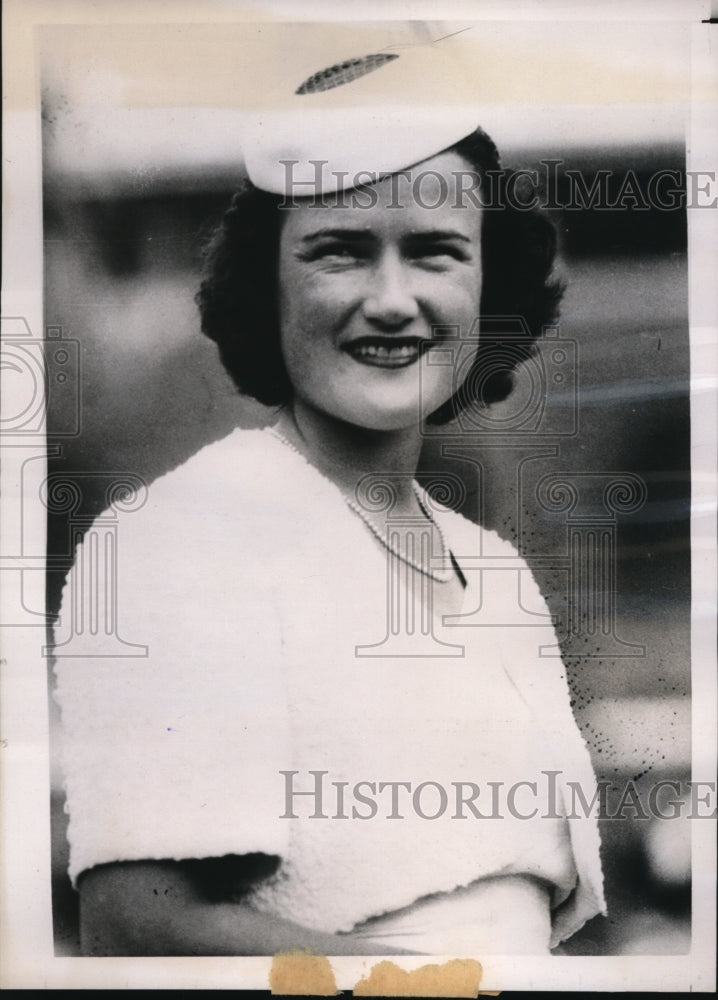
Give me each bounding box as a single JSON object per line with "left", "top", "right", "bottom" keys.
{"left": 52, "top": 34, "right": 604, "bottom": 958}
{"left": 277, "top": 152, "right": 483, "bottom": 432}
{"left": 197, "top": 126, "right": 562, "bottom": 428}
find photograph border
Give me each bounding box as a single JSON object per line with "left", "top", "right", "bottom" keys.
{"left": 1, "top": 0, "right": 716, "bottom": 992}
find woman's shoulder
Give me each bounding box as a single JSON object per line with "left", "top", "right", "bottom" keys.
{"left": 142, "top": 426, "right": 275, "bottom": 507}
{"left": 76, "top": 427, "right": 345, "bottom": 587}
{"left": 107, "top": 426, "right": 318, "bottom": 531}
{"left": 428, "top": 496, "right": 527, "bottom": 564}
{"left": 61, "top": 430, "right": 286, "bottom": 590}
{"left": 431, "top": 500, "right": 556, "bottom": 622}
{"left": 57, "top": 429, "right": 292, "bottom": 647}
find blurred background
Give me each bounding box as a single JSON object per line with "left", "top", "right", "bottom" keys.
{"left": 41, "top": 20, "right": 691, "bottom": 956}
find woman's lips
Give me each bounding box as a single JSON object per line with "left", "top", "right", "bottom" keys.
{"left": 343, "top": 337, "right": 430, "bottom": 369}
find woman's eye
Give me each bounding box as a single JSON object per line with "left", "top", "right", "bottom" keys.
{"left": 413, "top": 244, "right": 468, "bottom": 262}
{"left": 304, "top": 244, "right": 368, "bottom": 263}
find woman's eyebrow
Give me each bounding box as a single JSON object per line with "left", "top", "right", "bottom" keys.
{"left": 404, "top": 230, "right": 472, "bottom": 243}
{"left": 300, "top": 228, "right": 376, "bottom": 244}
{"left": 299, "top": 228, "right": 474, "bottom": 245}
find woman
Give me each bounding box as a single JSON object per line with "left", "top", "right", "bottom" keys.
{"left": 54, "top": 55, "right": 605, "bottom": 956}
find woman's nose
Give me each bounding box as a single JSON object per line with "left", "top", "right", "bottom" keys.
{"left": 361, "top": 253, "right": 419, "bottom": 328}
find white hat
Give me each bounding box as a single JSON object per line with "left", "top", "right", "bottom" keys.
{"left": 242, "top": 32, "right": 483, "bottom": 196}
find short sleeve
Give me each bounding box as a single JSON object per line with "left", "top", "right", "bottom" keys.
{"left": 435, "top": 507, "right": 606, "bottom": 945}
{"left": 53, "top": 471, "right": 291, "bottom": 886}
{"left": 494, "top": 558, "right": 607, "bottom": 946}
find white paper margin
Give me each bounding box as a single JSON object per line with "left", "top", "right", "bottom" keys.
{"left": 1, "top": 0, "right": 716, "bottom": 991}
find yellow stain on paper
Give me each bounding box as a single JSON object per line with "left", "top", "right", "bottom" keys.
{"left": 353, "top": 958, "right": 483, "bottom": 997}
{"left": 269, "top": 949, "right": 338, "bottom": 995}
{"left": 268, "top": 951, "right": 496, "bottom": 997}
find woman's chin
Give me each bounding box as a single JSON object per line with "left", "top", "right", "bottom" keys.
{"left": 328, "top": 408, "right": 427, "bottom": 434}
{"left": 313, "top": 394, "right": 450, "bottom": 434}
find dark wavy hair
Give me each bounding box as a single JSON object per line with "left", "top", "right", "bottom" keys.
{"left": 196, "top": 127, "right": 564, "bottom": 425}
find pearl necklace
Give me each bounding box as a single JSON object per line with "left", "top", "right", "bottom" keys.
{"left": 266, "top": 426, "right": 454, "bottom": 584}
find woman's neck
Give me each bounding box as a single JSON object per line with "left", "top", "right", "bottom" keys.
{"left": 272, "top": 402, "right": 424, "bottom": 512}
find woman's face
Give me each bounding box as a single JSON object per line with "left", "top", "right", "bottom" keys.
{"left": 277, "top": 151, "right": 483, "bottom": 432}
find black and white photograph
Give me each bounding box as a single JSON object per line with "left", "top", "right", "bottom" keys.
{"left": 1, "top": 0, "right": 716, "bottom": 992}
